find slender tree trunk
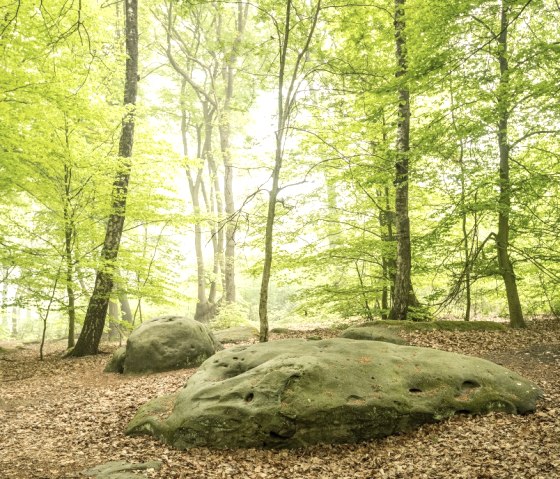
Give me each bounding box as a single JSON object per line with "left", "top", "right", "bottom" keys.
{"left": 379, "top": 186, "right": 396, "bottom": 318}
{"left": 449, "top": 82, "right": 473, "bottom": 322}
{"left": 69, "top": 0, "right": 138, "bottom": 356}
{"left": 461, "top": 189, "right": 472, "bottom": 322}
{"left": 64, "top": 219, "right": 77, "bottom": 347}
{"left": 62, "top": 148, "right": 77, "bottom": 348}
{"left": 203, "top": 157, "right": 222, "bottom": 307}
{"left": 389, "top": 0, "right": 419, "bottom": 320}
{"left": 11, "top": 285, "right": 18, "bottom": 338}
{"left": 39, "top": 275, "right": 59, "bottom": 361}
{"left": 496, "top": 0, "right": 525, "bottom": 328}
{"left": 258, "top": 0, "right": 321, "bottom": 341}
{"left": 379, "top": 114, "right": 396, "bottom": 318}
{"left": 119, "top": 292, "right": 133, "bottom": 323}
{"left": 259, "top": 1, "right": 291, "bottom": 343}
{"left": 108, "top": 300, "right": 120, "bottom": 341}
{"left": 259, "top": 136, "right": 283, "bottom": 342}
{"left": 218, "top": 3, "right": 248, "bottom": 303}
{"left": 180, "top": 87, "right": 215, "bottom": 323}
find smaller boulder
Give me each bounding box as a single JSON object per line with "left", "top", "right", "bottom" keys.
{"left": 340, "top": 325, "right": 407, "bottom": 345}
{"left": 104, "top": 346, "right": 126, "bottom": 373}
{"left": 213, "top": 326, "right": 259, "bottom": 344}
{"left": 83, "top": 460, "right": 161, "bottom": 479}
{"left": 106, "top": 316, "right": 222, "bottom": 374}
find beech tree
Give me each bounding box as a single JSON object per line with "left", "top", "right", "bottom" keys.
{"left": 389, "top": 0, "right": 421, "bottom": 320}
{"left": 257, "top": 0, "right": 322, "bottom": 342}
{"left": 69, "top": 0, "right": 139, "bottom": 356}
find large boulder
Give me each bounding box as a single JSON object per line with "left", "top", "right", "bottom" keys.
{"left": 126, "top": 338, "right": 542, "bottom": 448}
{"left": 340, "top": 324, "right": 407, "bottom": 344}
{"left": 106, "top": 316, "right": 222, "bottom": 374}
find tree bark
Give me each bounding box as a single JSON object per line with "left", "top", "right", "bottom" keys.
{"left": 496, "top": 0, "right": 525, "bottom": 328}
{"left": 379, "top": 186, "right": 396, "bottom": 318}
{"left": 389, "top": 0, "right": 419, "bottom": 320}
{"left": 69, "top": 0, "right": 138, "bottom": 356}
{"left": 62, "top": 121, "right": 77, "bottom": 348}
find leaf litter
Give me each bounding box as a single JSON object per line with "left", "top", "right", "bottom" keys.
{"left": 1, "top": 318, "right": 559, "bottom": 479}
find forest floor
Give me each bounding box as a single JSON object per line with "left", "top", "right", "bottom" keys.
{"left": 1, "top": 318, "right": 560, "bottom": 479}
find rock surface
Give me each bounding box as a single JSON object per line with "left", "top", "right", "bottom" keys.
{"left": 105, "top": 316, "right": 222, "bottom": 374}
{"left": 104, "top": 346, "right": 126, "bottom": 373}
{"left": 83, "top": 461, "right": 161, "bottom": 479}
{"left": 340, "top": 325, "right": 407, "bottom": 344}
{"left": 126, "top": 338, "right": 542, "bottom": 449}
{"left": 213, "top": 326, "right": 259, "bottom": 344}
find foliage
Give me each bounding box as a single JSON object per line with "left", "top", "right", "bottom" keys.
{"left": 210, "top": 302, "right": 251, "bottom": 330}
{"left": 2, "top": 0, "right": 560, "bottom": 341}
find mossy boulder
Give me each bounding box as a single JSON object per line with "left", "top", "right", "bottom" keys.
{"left": 104, "top": 346, "right": 127, "bottom": 373}
{"left": 363, "top": 320, "right": 507, "bottom": 332}
{"left": 213, "top": 326, "right": 259, "bottom": 344}
{"left": 340, "top": 325, "right": 407, "bottom": 344}
{"left": 126, "top": 338, "right": 541, "bottom": 449}
{"left": 106, "top": 316, "right": 222, "bottom": 374}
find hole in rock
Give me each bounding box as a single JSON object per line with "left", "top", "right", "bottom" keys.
{"left": 409, "top": 388, "right": 422, "bottom": 393}
{"left": 461, "top": 380, "right": 480, "bottom": 390}
{"left": 245, "top": 392, "right": 254, "bottom": 403}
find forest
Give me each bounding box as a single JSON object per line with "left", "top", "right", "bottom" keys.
{"left": 1, "top": 0, "right": 559, "bottom": 345}
{"left": 1, "top": 0, "right": 560, "bottom": 478}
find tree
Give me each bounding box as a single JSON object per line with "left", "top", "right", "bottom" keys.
{"left": 388, "top": 0, "right": 420, "bottom": 320}
{"left": 258, "top": 0, "right": 322, "bottom": 342}
{"left": 69, "top": 0, "right": 139, "bottom": 356}
{"left": 493, "top": 0, "right": 525, "bottom": 328}
{"left": 157, "top": 0, "right": 253, "bottom": 321}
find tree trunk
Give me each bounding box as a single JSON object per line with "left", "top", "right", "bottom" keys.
{"left": 69, "top": 0, "right": 138, "bottom": 356}
{"left": 179, "top": 85, "right": 215, "bottom": 323}
{"left": 389, "top": 0, "right": 419, "bottom": 321}
{"left": 218, "top": 3, "right": 249, "bottom": 304}
{"left": 379, "top": 186, "right": 396, "bottom": 318}
{"left": 62, "top": 158, "right": 77, "bottom": 348}
{"left": 496, "top": 0, "right": 525, "bottom": 328}
{"left": 108, "top": 300, "right": 120, "bottom": 341}
{"left": 258, "top": 0, "right": 321, "bottom": 341}
{"left": 449, "top": 81, "right": 473, "bottom": 322}
{"left": 11, "top": 285, "right": 18, "bottom": 338}
{"left": 119, "top": 292, "right": 133, "bottom": 323}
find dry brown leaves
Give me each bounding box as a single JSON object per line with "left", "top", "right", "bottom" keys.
{"left": 1, "top": 319, "right": 560, "bottom": 479}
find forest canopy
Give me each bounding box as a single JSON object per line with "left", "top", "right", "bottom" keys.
{"left": 1, "top": 0, "right": 560, "bottom": 349}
